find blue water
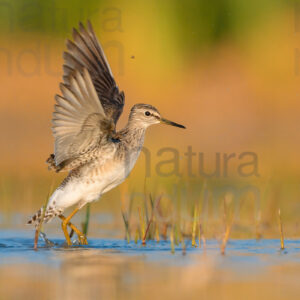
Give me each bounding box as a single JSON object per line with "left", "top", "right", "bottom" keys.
{"left": 2, "top": 229, "right": 300, "bottom": 300}
{"left": 1, "top": 230, "right": 300, "bottom": 270}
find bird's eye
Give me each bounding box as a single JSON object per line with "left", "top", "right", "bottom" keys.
{"left": 145, "top": 111, "right": 151, "bottom": 116}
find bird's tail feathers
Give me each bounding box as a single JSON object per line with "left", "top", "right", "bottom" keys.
{"left": 27, "top": 206, "right": 62, "bottom": 228}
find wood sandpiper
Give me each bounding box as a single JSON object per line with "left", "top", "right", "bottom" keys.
{"left": 27, "top": 21, "right": 185, "bottom": 247}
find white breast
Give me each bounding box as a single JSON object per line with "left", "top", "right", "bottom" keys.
{"left": 47, "top": 147, "right": 142, "bottom": 211}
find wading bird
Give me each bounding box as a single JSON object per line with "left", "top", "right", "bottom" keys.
{"left": 27, "top": 21, "right": 185, "bottom": 247}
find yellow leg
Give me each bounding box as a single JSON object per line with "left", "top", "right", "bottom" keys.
{"left": 60, "top": 208, "right": 88, "bottom": 246}
{"left": 59, "top": 215, "right": 88, "bottom": 245}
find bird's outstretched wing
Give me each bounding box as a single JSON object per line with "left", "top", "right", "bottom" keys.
{"left": 50, "top": 68, "right": 115, "bottom": 171}
{"left": 48, "top": 21, "right": 124, "bottom": 172}
{"left": 63, "top": 21, "right": 124, "bottom": 124}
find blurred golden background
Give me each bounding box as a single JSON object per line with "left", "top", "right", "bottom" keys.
{"left": 2, "top": 2, "right": 300, "bottom": 300}
{"left": 0, "top": 0, "right": 299, "bottom": 236}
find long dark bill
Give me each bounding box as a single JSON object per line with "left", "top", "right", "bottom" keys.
{"left": 160, "top": 118, "right": 186, "bottom": 129}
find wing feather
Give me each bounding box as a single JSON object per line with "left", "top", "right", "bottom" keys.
{"left": 49, "top": 21, "right": 123, "bottom": 172}
{"left": 52, "top": 68, "right": 114, "bottom": 167}
{"left": 63, "top": 21, "right": 124, "bottom": 124}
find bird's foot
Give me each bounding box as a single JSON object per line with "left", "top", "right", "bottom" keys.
{"left": 78, "top": 234, "right": 88, "bottom": 245}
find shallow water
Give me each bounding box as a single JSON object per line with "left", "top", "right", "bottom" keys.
{"left": 1, "top": 230, "right": 300, "bottom": 300}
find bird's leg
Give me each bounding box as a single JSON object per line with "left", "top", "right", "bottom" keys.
{"left": 68, "top": 220, "right": 88, "bottom": 245}
{"left": 59, "top": 213, "right": 88, "bottom": 245}
{"left": 59, "top": 208, "right": 88, "bottom": 246}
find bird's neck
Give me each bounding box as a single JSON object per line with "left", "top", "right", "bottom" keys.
{"left": 119, "top": 121, "right": 147, "bottom": 149}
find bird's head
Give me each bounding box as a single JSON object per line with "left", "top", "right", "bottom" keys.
{"left": 129, "top": 103, "right": 185, "bottom": 129}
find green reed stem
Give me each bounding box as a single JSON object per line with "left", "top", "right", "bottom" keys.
{"left": 82, "top": 203, "right": 90, "bottom": 236}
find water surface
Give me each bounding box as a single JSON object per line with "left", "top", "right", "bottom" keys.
{"left": 1, "top": 230, "right": 299, "bottom": 300}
